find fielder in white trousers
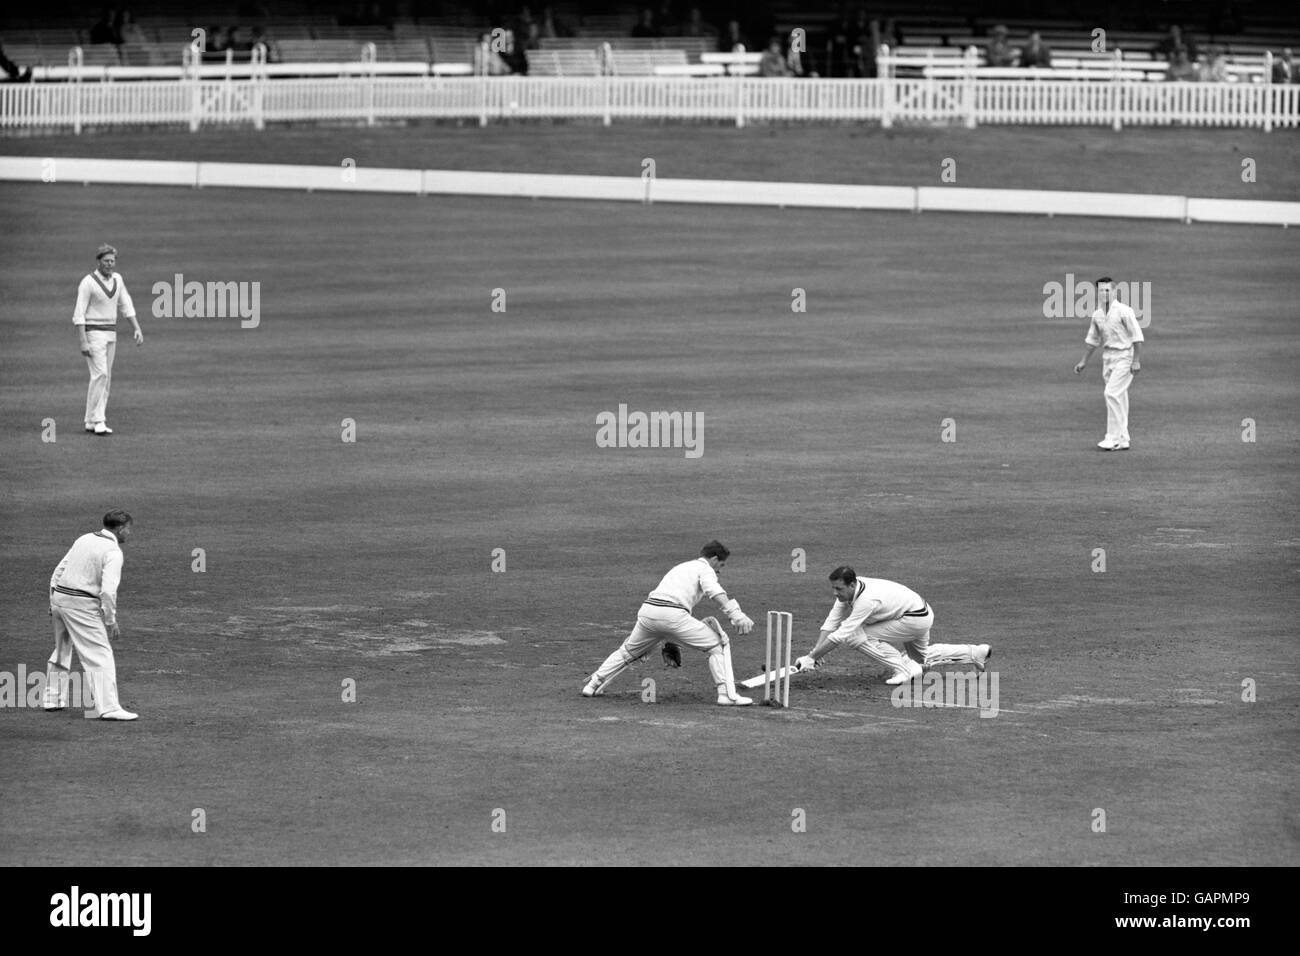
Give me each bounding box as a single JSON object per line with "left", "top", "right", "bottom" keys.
{"left": 44, "top": 513, "right": 138, "bottom": 720}
{"left": 1074, "top": 277, "right": 1143, "bottom": 451}
{"left": 47, "top": 593, "right": 129, "bottom": 718}
{"left": 796, "top": 568, "right": 991, "bottom": 685}
{"left": 73, "top": 244, "right": 143, "bottom": 435}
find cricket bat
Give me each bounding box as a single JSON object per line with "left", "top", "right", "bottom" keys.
{"left": 739, "top": 664, "right": 806, "bottom": 690}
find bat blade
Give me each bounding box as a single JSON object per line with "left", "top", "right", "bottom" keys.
{"left": 739, "top": 664, "right": 802, "bottom": 690}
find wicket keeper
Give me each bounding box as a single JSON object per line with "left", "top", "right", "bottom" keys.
{"left": 583, "top": 541, "right": 757, "bottom": 705}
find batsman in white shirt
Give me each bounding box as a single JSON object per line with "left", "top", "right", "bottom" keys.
{"left": 44, "top": 510, "right": 139, "bottom": 720}
{"left": 793, "top": 566, "right": 990, "bottom": 685}
{"left": 73, "top": 244, "right": 144, "bottom": 436}
{"left": 1074, "top": 276, "right": 1143, "bottom": 451}
{"left": 583, "top": 541, "right": 758, "bottom": 705}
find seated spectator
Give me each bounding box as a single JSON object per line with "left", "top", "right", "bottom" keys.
{"left": 655, "top": 2, "right": 678, "bottom": 37}
{"left": 116, "top": 10, "right": 148, "bottom": 47}
{"left": 539, "top": 6, "right": 574, "bottom": 39}
{"left": 1019, "top": 31, "right": 1052, "bottom": 68}
{"left": 474, "top": 31, "right": 513, "bottom": 75}
{"left": 89, "top": 7, "right": 121, "bottom": 45}
{"left": 759, "top": 36, "right": 792, "bottom": 77}
{"left": 1153, "top": 25, "right": 1198, "bottom": 63}
{"left": 226, "top": 26, "right": 253, "bottom": 55}
{"left": 249, "top": 26, "right": 280, "bottom": 63}
{"left": 1199, "top": 46, "right": 1228, "bottom": 82}
{"left": 680, "top": 6, "right": 717, "bottom": 40}
{"left": 850, "top": 10, "right": 879, "bottom": 78}
{"left": 719, "top": 19, "right": 747, "bottom": 53}
{"left": 985, "top": 24, "right": 1016, "bottom": 67}
{"left": 0, "top": 38, "right": 34, "bottom": 82}
{"left": 880, "top": 17, "right": 903, "bottom": 49}
{"left": 1272, "top": 48, "right": 1294, "bottom": 84}
{"left": 1165, "top": 48, "right": 1198, "bottom": 81}
{"left": 205, "top": 25, "right": 227, "bottom": 53}
{"left": 631, "top": 8, "right": 660, "bottom": 39}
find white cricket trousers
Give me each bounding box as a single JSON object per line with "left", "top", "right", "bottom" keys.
{"left": 1101, "top": 347, "right": 1135, "bottom": 443}
{"left": 83, "top": 329, "right": 116, "bottom": 427}
{"left": 590, "top": 604, "right": 731, "bottom": 691}
{"left": 47, "top": 592, "right": 125, "bottom": 715}
{"left": 839, "top": 608, "right": 983, "bottom": 674}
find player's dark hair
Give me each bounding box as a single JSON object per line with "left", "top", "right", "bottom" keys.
{"left": 829, "top": 566, "right": 857, "bottom": 584}
{"left": 700, "top": 540, "right": 730, "bottom": 561}
{"left": 1095, "top": 276, "right": 1114, "bottom": 285}
{"left": 103, "top": 510, "right": 133, "bottom": 530}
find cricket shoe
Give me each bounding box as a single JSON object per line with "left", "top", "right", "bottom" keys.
{"left": 716, "top": 694, "right": 753, "bottom": 706}
{"left": 973, "top": 644, "right": 993, "bottom": 672}
{"left": 96, "top": 708, "right": 138, "bottom": 721}
{"left": 1096, "top": 438, "right": 1120, "bottom": 450}
{"left": 1114, "top": 441, "right": 1130, "bottom": 451}
{"left": 93, "top": 423, "right": 113, "bottom": 435}
{"left": 884, "top": 662, "right": 924, "bottom": 686}
{"left": 581, "top": 680, "right": 604, "bottom": 698}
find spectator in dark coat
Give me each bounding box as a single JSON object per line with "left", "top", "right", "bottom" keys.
{"left": 985, "top": 24, "right": 1016, "bottom": 67}
{"left": 89, "top": 8, "right": 122, "bottom": 45}
{"left": 1020, "top": 32, "right": 1052, "bottom": 68}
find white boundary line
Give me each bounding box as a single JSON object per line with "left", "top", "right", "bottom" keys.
{"left": 1, "top": 156, "right": 1297, "bottom": 227}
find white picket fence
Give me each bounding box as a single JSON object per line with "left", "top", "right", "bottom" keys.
{"left": 2, "top": 73, "right": 1297, "bottom": 133}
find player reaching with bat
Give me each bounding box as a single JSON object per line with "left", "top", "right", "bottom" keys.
{"left": 791, "top": 566, "right": 990, "bottom": 686}
{"left": 582, "top": 541, "right": 757, "bottom": 705}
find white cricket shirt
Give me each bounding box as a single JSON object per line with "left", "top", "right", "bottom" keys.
{"left": 821, "top": 577, "right": 927, "bottom": 641}
{"left": 646, "top": 557, "right": 728, "bottom": 611}
{"left": 50, "top": 530, "right": 124, "bottom": 625}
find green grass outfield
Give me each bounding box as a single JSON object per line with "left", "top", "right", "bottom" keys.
{"left": 0, "top": 124, "right": 1297, "bottom": 866}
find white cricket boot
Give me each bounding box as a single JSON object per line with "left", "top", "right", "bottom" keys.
{"left": 973, "top": 644, "right": 993, "bottom": 672}
{"left": 83, "top": 669, "right": 137, "bottom": 720}
{"left": 884, "top": 660, "right": 924, "bottom": 686}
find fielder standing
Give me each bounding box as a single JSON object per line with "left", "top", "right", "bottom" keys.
{"left": 794, "top": 566, "right": 990, "bottom": 685}
{"left": 73, "top": 244, "right": 143, "bottom": 436}
{"left": 43, "top": 510, "right": 139, "bottom": 720}
{"left": 583, "top": 541, "right": 757, "bottom": 705}
{"left": 1073, "top": 276, "right": 1143, "bottom": 451}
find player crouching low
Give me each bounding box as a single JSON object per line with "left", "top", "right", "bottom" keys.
{"left": 793, "top": 566, "right": 991, "bottom": 685}
{"left": 582, "top": 541, "right": 756, "bottom": 705}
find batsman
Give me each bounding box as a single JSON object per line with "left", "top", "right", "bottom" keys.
{"left": 794, "top": 566, "right": 991, "bottom": 685}
{"left": 582, "top": 541, "right": 757, "bottom": 705}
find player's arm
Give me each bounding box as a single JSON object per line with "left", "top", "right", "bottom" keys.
{"left": 119, "top": 281, "right": 143, "bottom": 345}
{"left": 49, "top": 552, "right": 72, "bottom": 596}
{"left": 1075, "top": 315, "right": 1101, "bottom": 373}
{"left": 73, "top": 280, "right": 91, "bottom": 356}
{"left": 1127, "top": 308, "right": 1143, "bottom": 372}
{"left": 703, "top": 571, "right": 754, "bottom": 635}
{"left": 100, "top": 550, "right": 122, "bottom": 637}
{"left": 805, "top": 629, "right": 836, "bottom": 663}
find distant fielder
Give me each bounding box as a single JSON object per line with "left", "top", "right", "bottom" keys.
{"left": 1074, "top": 276, "right": 1143, "bottom": 451}
{"left": 73, "top": 244, "right": 144, "bottom": 435}
{"left": 582, "top": 541, "right": 757, "bottom": 705}
{"left": 44, "top": 510, "right": 139, "bottom": 720}
{"left": 793, "top": 566, "right": 990, "bottom": 685}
